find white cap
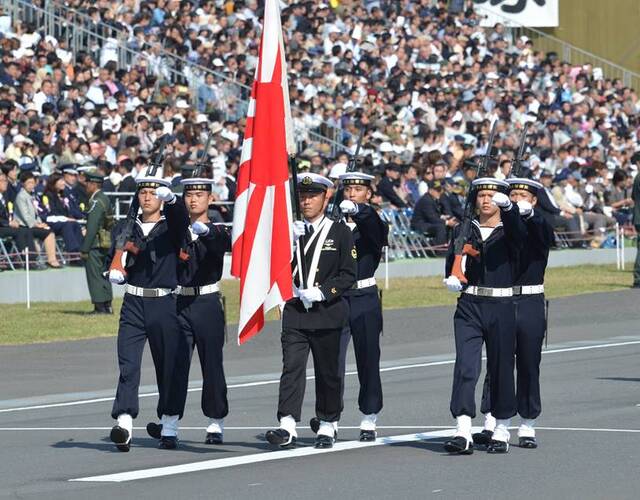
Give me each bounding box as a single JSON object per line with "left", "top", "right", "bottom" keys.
{"left": 296, "top": 173, "right": 333, "bottom": 190}
{"left": 380, "top": 142, "right": 393, "bottom": 153}
{"left": 107, "top": 99, "right": 118, "bottom": 111}
{"left": 196, "top": 114, "right": 208, "bottom": 124}
{"left": 328, "top": 162, "right": 347, "bottom": 179}
{"left": 135, "top": 176, "right": 171, "bottom": 188}
{"left": 176, "top": 99, "right": 189, "bottom": 109}
{"left": 181, "top": 177, "right": 215, "bottom": 189}
{"left": 12, "top": 134, "right": 30, "bottom": 144}
{"left": 339, "top": 172, "right": 375, "bottom": 184}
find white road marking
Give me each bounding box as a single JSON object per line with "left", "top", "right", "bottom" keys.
{"left": 67, "top": 424, "right": 640, "bottom": 483}
{"left": 3, "top": 338, "right": 640, "bottom": 415}
{"left": 0, "top": 425, "right": 451, "bottom": 431}
{"left": 70, "top": 429, "right": 456, "bottom": 483}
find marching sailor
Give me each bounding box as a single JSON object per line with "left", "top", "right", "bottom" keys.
{"left": 107, "top": 173, "right": 188, "bottom": 452}
{"left": 266, "top": 173, "right": 357, "bottom": 450}
{"left": 473, "top": 177, "right": 553, "bottom": 449}
{"left": 147, "top": 177, "right": 231, "bottom": 445}
{"left": 311, "top": 172, "right": 388, "bottom": 441}
{"left": 442, "top": 177, "right": 526, "bottom": 454}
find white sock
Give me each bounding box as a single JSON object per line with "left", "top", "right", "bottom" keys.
{"left": 279, "top": 415, "right": 297, "bottom": 438}
{"left": 360, "top": 413, "right": 377, "bottom": 431}
{"left": 206, "top": 418, "right": 224, "bottom": 434}
{"left": 455, "top": 415, "right": 472, "bottom": 441}
{"left": 117, "top": 413, "right": 133, "bottom": 436}
{"left": 484, "top": 412, "right": 496, "bottom": 432}
{"left": 333, "top": 421, "right": 339, "bottom": 433}
{"left": 518, "top": 418, "right": 536, "bottom": 438}
{"left": 160, "top": 414, "right": 180, "bottom": 437}
{"left": 318, "top": 420, "right": 336, "bottom": 438}
{"left": 493, "top": 418, "right": 511, "bottom": 443}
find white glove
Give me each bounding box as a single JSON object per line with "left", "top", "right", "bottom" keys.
{"left": 191, "top": 221, "right": 210, "bottom": 236}
{"left": 299, "top": 287, "right": 325, "bottom": 304}
{"left": 443, "top": 275, "right": 463, "bottom": 293}
{"left": 585, "top": 184, "right": 594, "bottom": 194}
{"left": 108, "top": 269, "right": 126, "bottom": 285}
{"left": 339, "top": 200, "right": 358, "bottom": 215}
{"left": 292, "top": 221, "right": 305, "bottom": 241}
{"left": 492, "top": 192, "right": 512, "bottom": 210}
{"left": 155, "top": 186, "right": 176, "bottom": 203}
{"left": 517, "top": 200, "right": 533, "bottom": 217}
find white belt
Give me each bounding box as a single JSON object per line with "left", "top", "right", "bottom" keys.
{"left": 355, "top": 277, "right": 377, "bottom": 289}
{"left": 464, "top": 286, "right": 514, "bottom": 298}
{"left": 514, "top": 285, "right": 545, "bottom": 295}
{"left": 125, "top": 285, "right": 173, "bottom": 298}
{"left": 464, "top": 285, "right": 545, "bottom": 297}
{"left": 175, "top": 283, "right": 220, "bottom": 296}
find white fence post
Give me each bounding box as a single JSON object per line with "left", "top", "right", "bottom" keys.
{"left": 24, "top": 248, "right": 30, "bottom": 309}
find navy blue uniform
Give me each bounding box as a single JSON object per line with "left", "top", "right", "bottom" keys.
{"left": 166, "top": 199, "right": 231, "bottom": 421}
{"left": 479, "top": 210, "right": 553, "bottom": 419}
{"left": 445, "top": 205, "right": 525, "bottom": 420}
{"left": 110, "top": 201, "right": 188, "bottom": 421}
{"left": 339, "top": 204, "right": 388, "bottom": 415}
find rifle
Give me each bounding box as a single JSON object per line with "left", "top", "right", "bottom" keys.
{"left": 193, "top": 131, "right": 215, "bottom": 178}
{"left": 330, "top": 126, "right": 366, "bottom": 221}
{"left": 510, "top": 122, "right": 530, "bottom": 179}
{"left": 289, "top": 156, "right": 309, "bottom": 297}
{"left": 108, "top": 136, "right": 169, "bottom": 277}
{"left": 449, "top": 120, "right": 499, "bottom": 285}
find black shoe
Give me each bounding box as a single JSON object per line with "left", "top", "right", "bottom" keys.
{"left": 158, "top": 436, "right": 178, "bottom": 450}
{"left": 359, "top": 429, "right": 376, "bottom": 442}
{"left": 265, "top": 428, "right": 296, "bottom": 449}
{"left": 110, "top": 425, "right": 131, "bottom": 452}
{"left": 146, "top": 422, "right": 162, "bottom": 439}
{"left": 309, "top": 417, "right": 338, "bottom": 439}
{"left": 519, "top": 436, "right": 537, "bottom": 449}
{"left": 205, "top": 432, "right": 223, "bottom": 445}
{"left": 309, "top": 417, "right": 320, "bottom": 434}
{"left": 487, "top": 439, "right": 509, "bottom": 454}
{"left": 444, "top": 436, "right": 473, "bottom": 455}
{"left": 472, "top": 429, "right": 493, "bottom": 446}
{"left": 314, "top": 434, "right": 334, "bottom": 449}
{"left": 102, "top": 302, "right": 114, "bottom": 314}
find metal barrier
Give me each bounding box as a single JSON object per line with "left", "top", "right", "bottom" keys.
{"left": 105, "top": 192, "right": 235, "bottom": 221}
{"left": 474, "top": 4, "right": 640, "bottom": 90}
{"left": 1, "top": 0, "right": 353, "bottom": 156}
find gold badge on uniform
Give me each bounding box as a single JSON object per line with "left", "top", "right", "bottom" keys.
{"left": 331, "top": 287, "right": 337, "bottom": 294}
{"left": 302, "top": 176, "right": 313, "bottom": 185}
{"left": 351, "top": 248, "right": 357, "bottom": 259}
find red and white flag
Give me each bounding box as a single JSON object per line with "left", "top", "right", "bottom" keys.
{"left": 231, "top": 0, "right": 296, "bottom": 345}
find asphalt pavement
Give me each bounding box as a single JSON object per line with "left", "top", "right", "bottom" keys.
{"left": 1, "top": 290, "right": 639, "bottom": 500}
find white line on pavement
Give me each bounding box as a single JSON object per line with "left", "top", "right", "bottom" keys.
{"left": 0, "top": 425, "right": 451, "bottom": 431}
{"left": 69, "top": 429, "right": 456, "bottom": 483}
{"left": 67, "top": 424, "right": 640, "bottom": 483}
{"left": 3, "top": 339, "right": 640, "bottom": 415}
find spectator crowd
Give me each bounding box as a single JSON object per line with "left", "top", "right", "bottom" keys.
{"left": 1, "top": 0, "right": 640, "bottom": 269}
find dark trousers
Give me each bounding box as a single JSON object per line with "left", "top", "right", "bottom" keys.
{"left": 479, "top": 295, "right": 546, "bottom": 419}
{"left": 50, "top": 221, "right": 83, "bottom": 253}
{"left": 339, "top": 290, "right": 383, "bottom": 415}
{"left": 0, "top": 226, "right": 34, "bottom": 252}
{"left": 173, "top": 293, "right": 228, "bottom": 419}
{"left": 277, "top": 328, "right": 342, "bottom": 423}
{"left": 412, "top": 221, "right": 447, "bottom": 246}
{"left": 634, "top": 226, "right": 640, "bottom": 286}
{"left": 111, "top": 294, "right": 183, "bottom": 420}
{"left": 450, "top": 295, "right": 516, "bottom": 420}
{"left": 85, "top": 248, "right": 112, "bottom": 304}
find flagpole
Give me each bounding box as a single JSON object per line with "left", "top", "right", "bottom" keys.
{"left": 289, "top": 155, "right": 307, "bottom": 287}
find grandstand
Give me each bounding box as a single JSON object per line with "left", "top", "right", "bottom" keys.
{"left": 0, "top": 0, "right": 638, "bottom": 272}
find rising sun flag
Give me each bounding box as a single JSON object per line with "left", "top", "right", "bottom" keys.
{"left": 230, "top": 0, "right": 296, "bottom": 345}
